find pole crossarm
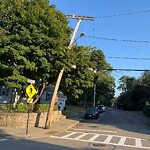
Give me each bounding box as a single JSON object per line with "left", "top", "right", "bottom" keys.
{"left": 67, "top": 14, "right": 94, "bottom": 21}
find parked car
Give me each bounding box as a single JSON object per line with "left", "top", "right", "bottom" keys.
{"left": 97, "top": 105, "right": 106, "bottom": 113}
{"left": 85, "top": 107, "right": 99, "bottom": 119}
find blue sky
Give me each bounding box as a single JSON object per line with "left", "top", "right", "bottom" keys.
{"left": 50, "top": 0, "right": 150, "bottom": 96}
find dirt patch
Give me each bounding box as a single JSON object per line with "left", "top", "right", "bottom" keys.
{"left": 46, "top": 131, "right": 59, "bottom": 135}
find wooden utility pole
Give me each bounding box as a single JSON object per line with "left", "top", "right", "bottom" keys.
{"left": 45, "top": 15, "right": 94, "bottom": 129}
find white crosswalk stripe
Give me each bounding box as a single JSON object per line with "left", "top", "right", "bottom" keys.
{"left": 118, "top": 136, "right": 126, "bottom": 145}
{"left": 0, "top": 139, "right": 9, "bottom": 142}
{"left": 50, "top": 131, "right": 150, "bottom": 149}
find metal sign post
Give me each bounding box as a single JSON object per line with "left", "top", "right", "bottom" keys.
{"left": 25, "top": 83, "right": 37, "bottom": 135}
{"left": 26, "top": 103, "right": 30, "bottom": 135}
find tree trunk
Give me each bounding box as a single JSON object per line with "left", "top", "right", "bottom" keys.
{"left": 32, "top": 83, "right": 46, "bottom": 106}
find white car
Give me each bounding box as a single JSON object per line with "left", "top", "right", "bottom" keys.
{"left": 97, "top": 105, "right": 106, "bottom": 113}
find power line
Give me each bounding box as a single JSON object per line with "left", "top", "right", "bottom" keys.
{"left": 106, "top": 56, "right": 150, "bottom": 60}
{"left": 85, "top": 35, "right": 150, "bottom": 43}
{"left": 104, "top": 68, "right": 150, "bottom": 72}
{"left": 94, "top": 9, "right": 150, "bottom": 19}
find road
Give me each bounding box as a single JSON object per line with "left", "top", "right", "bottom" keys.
{"left": 0, "top": 108, "right": 150, "bottom": 150}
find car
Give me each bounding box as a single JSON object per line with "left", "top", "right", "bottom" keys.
{"left": 85, "top": 107, "right": 99, "bottom": 119}
{"left": 97, "top": 105, "right": 106, "bottom": 113}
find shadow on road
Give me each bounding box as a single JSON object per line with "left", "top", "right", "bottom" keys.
{"left": 0, "top": 129, "right": 11, "bottom": 138}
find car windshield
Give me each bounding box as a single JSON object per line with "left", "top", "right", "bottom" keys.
{"left": 98, "top": 105, "right": 104, "bottom": 108}
{"left": 86, "top": 108, "right": 97, "bottom": 113}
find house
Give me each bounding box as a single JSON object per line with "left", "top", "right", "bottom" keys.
{"left": 40, "top": 85, "right": 67, "bottom": 110}
{"left": 0, "top": 85, "right": 67, "bottom": 110}
{"left": 0, "top": 86, "right": 22, "bottom": 105}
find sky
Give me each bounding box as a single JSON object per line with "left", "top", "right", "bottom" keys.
{"left": 50, "top": 0, "right": 150, "bottom": 96}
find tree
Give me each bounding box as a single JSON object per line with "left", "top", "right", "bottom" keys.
{"left": 0, "top": 0, "right": 115, "bottom": 108}
{"left": 72, "top": 49, "right": 115, "bottom": 107}
{"left": 61, "top": 46, "right": 94, "bottom": 100}
{"left": 117, "top": 76, "right": 137, "bottom": 93}
{"left": 117, "top": 72, "right": 150, "bottom": 111}
{"left": 0, "top": 0, "right": 72, "bottom": 104}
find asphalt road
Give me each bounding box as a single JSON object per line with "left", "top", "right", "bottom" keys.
{"left": 0, "top": 108, "right": 150, "bottom": 150}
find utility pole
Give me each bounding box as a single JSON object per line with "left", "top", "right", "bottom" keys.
{"left": 93, "top": 84, "right": 96, "bottom": 107}
{"left": 45, "top": 14, "right": 94, "bottom": 129}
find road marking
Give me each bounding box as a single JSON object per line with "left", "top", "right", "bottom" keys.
{"left": 74, "top": 133, "right": 88, "bottom": 140}
{"left": 135, "top": 138, "right": 143, "bottom": 148}
{"left": 0, "top": 139, "right": 9, "bottom": 142}
{"left": 118, "top": 137, "right": 126, "bottom": 145}
{"left": 71, "top": 128, "right": 117, "bottom": 133}
{"left": 88, "top": 134, "right": 99, "bottom": 142}
{"left": 61, "top": 132, "right": 76, "bottom": 138}
{"left": 103, "top": 135, "right": 113, "bottom": 143}
{"left": 50, "top": 131, "right": 150, "bottom": 149}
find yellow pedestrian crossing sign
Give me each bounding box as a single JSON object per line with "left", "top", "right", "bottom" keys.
{"left": 26, "top": 84, "right": 37, "bottom": 98}
{"left": 27, "top": 98, "right": 33, "bottom": 104}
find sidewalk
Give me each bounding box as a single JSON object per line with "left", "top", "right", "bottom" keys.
{"left": 0, "top": 114, "right": 84, "bottom": 140}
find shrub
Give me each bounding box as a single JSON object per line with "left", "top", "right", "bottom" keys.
{"left": 0, "top": 104, "right": 14, "bottom": 112}
{"left": 0, "top": 104, "right": 58, "bottom": 113}
{"left": 33, "top": 104, "right": 58, "bottom": 112}
{"left": 16, "top": 104, "right": 29, "bottom": 113}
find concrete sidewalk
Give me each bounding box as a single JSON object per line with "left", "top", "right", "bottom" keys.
{"left": 0, "top": 116, "right": 83, "bottom": 140}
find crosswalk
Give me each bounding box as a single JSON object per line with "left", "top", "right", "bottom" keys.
{"left": 50, "top": 130, "right": 150, "bottom": 149}
{"left": 0, "top": 138, "right": 9, "bottom": 142}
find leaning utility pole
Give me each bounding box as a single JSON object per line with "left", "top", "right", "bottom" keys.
{"left": 45, "top": 15, "right": 94, "bottom": 129}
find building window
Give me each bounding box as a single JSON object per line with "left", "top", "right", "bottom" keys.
{"left": 0, "top": 87, "right": 9, "bottom": 96}
{"left": 46, "top": 93, "right": 52, "bottom": 101}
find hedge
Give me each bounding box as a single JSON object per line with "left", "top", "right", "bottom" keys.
{"left": 0, "top": 104, "right": 58, "bottom": 113}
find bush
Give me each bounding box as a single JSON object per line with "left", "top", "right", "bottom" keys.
{"left": 143, "top": 105, "right": 150, "bottom": 117}
{"left": 0, "top": 104, "right": 14, "bottom": 112}
{"left": 0, "top": 104, "right": 58, "bottom": 113}
{"left": 16, "top": 104, "right": 29, "bottom": 113}
{"left": 33, "top": 104, "right": 58, "bottom": 112}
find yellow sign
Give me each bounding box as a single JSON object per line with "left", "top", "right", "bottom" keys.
{"left": 27, "top": 98, "right": 33, "bottom": 104}
{"left": 26, "top": 84, "right": 37, "bottom": 98}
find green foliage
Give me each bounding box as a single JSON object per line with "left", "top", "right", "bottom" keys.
{"left": 0, "top": 0, "right": 71, "bottom": 90}
{"left": 33, "top": 104, "right": 58, "bottom": 112}
{"left": 143, "top": 106, "right": 150, "bottom": 117}
{"left": 0, "top": 0, "right": 115, "bottom": 105}
{"left": 16, "top": 104, "right": 28, "bottom": 113}
{"left": 0, "top": 104, "right": 14, "bottom": 112}
{"left": 67, "top": 48, "right": 115, "bottom": 106}
{"left": 117, "top": 71, "right": 150, "bottom": 111}
{"left": 0, "top": 104, "right": 58, "bottom": 113}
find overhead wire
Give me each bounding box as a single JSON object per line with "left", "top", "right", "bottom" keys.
{"left": 106, "top": 56, "right": 150, "bottom": 60}
{"left": 94, "top": 9, "right": 150, "bottom": 19}
{"left": 84, "top": 35, "right": 150, "bottom": 43}
{"left": 103, "top": 68, "right": 150, "bottom": 72}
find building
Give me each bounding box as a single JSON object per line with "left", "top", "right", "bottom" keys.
{"left": 40, "top": 85, "right": 67, "bottom": 110}
{"left": 0, "top": 85, "right": 67, "bottom": 110}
